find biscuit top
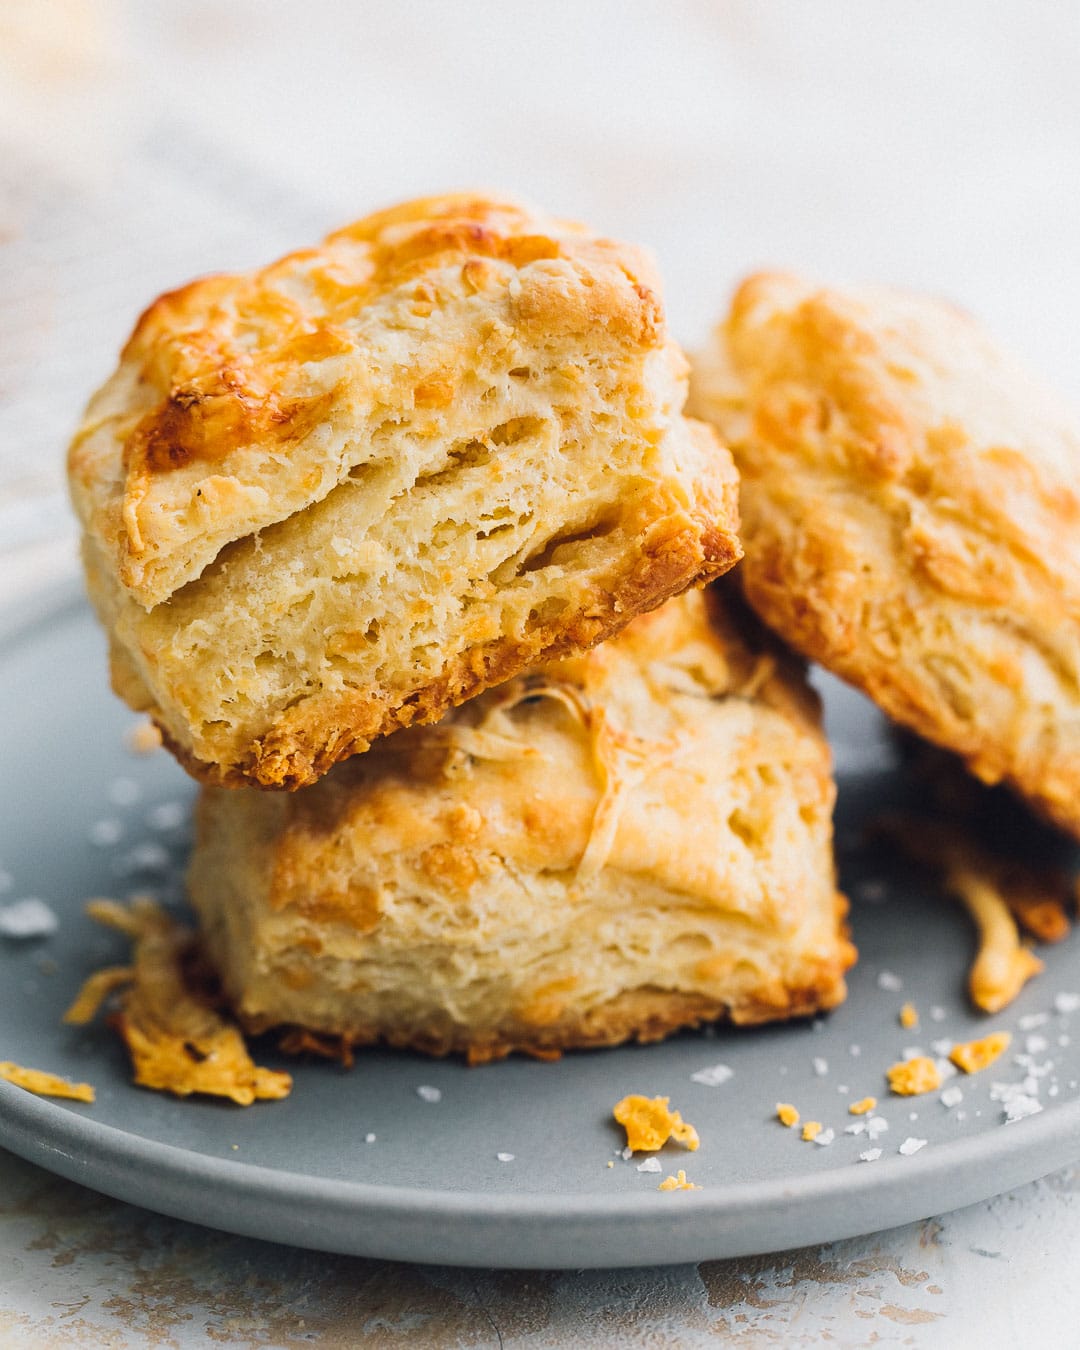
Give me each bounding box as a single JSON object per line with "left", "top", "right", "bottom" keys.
{"left": 707, "top": 272, "right": 1080, "bottom": 595}
{"left": 69, "top": 194, "right": 672, "bottom": 608}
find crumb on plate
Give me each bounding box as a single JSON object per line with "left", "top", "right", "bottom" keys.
{"left": 949, "top": 1031, "right": 1012, "bottom": 1075}
{"left": 613, "top": 1094, "right": 699, "bottom": 1153}
{"left": 899, "top": 1002, "right": 918, "bottom": 1029}
{"left": 801, "top": 1120, "right": 823, "bottom": 1142}
{"left": 849, "top": 1096, "right": 877, "bottom": 1115}
{"left": 887, "top": 1056, "right": 942, "bottom": 1096}
{"left": 658, "top": 1169, "right": 700, "bottom": 1191}
{"left": 0, "top": 1061, "right": 95, "bottom": 1103}
{"left": 776, "top": 1102, "right": 800, "bottom": 1127}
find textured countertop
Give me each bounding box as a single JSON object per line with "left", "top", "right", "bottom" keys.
{"left": 2, "top": 2, "right": 1079, "bottom": 1343}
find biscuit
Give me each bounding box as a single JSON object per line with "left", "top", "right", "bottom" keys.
{"left": 187, "top": 588, "right": 853, "bottom": 1062}
{"left": 690, "top": 274, "right": 1080, "bottom": 838}
{"left": 69, "top": 194, "right": 740, "bottom": 789}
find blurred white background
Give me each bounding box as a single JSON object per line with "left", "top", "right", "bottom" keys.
{"left": 2, "top": 0, "right": 1079, "bottom": 597}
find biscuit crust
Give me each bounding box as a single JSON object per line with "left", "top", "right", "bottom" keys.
{"left": 188, "top": 588, "right": 854, "bottom": 1060}
{"left": 691, "top": 274, "right": 1080, "bottom": 838}
{"left": 70, "top": 194, "right": 740, "bottom": 787}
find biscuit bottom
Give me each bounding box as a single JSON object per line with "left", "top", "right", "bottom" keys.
{"left": 187, "top": 589, "right": 854, "bottom": 1060}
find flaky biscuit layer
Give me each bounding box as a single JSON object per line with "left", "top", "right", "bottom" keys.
{"left": 188, "top": 588, "right": 854, "bottom": 1061}
{"left": 691, "top": 274, "right": 1080, "bottom": 838}
{"left": 70, "top": 194, "right": 740, "bottom": 787}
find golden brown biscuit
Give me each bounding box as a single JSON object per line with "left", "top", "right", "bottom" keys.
{"left": 69, "top": 194, "right": 740, "bottom": 789}
{"left": 187, "top": 588, "right": 853, "bottom": 1062}
{"left": 690, "top": 274, "right": 1080, "bottom": 838}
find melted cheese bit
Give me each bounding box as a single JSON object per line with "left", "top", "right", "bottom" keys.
{"left": 801, "top": 1120, "right": 823, "bottom": 1142}
{"left": 949, "top": 870, "right": 1044, "bottom": 1013}
{"left": 848, "top": 1096, "right": 877, "bottom": 1116}
{"left": 74, "top": 897, "right": 291, "bottom": 1106}
{"left": 887, "top": 1057, "right": 942, "bottom": 1097}
{"left": 949, "top": 1031, "right": 1012, "bottom": 1075}
{"left": 775, "top": 1102, "right": 800, "bottom": 1128}
{"left": 0, "top": 1061, "right": 95, "bottom": 1103}
{"left": 658, "top": 1169, "right": 700, "bottom": 1192}
{"left": 613, "top": 1094, "right": 699, "bottom": 1152}
{"left": 899, "top": 1003, "right": 919, "bottom": 1030}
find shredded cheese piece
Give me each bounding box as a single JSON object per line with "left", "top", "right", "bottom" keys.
{"left": 613, "top": 1094, "right": 699, "bottom": 1152}
{"left": 949, "top": 871, "right": 1044, "bottom": 1013}
{"left": 776, "top": 1102, "right": 800, "bottom": 1127}
{"left": 849, "top": 1097, "right": 877, "bottom": 1115}
{"left": 899, "top": 1003, "right": 918, "bottom": 1030}
{"left": 658, "top": 1169, "right": 700, "bottom": 1192}
{"left": 0, "top": 1061, "right": 95, "bottom": 1102}
{"left": 887, "top": 1057, "right": 942, "bottom": 1097}
{"left": 949, "top": 1031, "right": 1012, "bottom": 1075}
{"left": 801, "top": 1120, "right": 823, "bottom": 1142}
{"left": 79, "top": 897, "right": 292, "bottom": 1105}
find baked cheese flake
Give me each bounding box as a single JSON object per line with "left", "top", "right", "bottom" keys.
{"left": 658, "top": 1169, "right": 700, "bottom": 1192}
{"left": 0, "top": 1061, "right": 95, "bottom": 1103}
{"left": 801, "top": 1120, "right": 823, "bottom": 1142}
{"left": 887, "top": 1056, "right": 942, "bottom": 1096}
{"left": 949, "top": 1031, "right": 1012, "bottom": 1075}
{"left": 899, "top": 1003, "right": 919, "bottom": 1030}
{"left": 70, "top": 897, "right": 292, "bottom": 1106}
{"left": 613, "top": 1094, "right": 700, "bottom": 1152}
{"left": 848, "top": 1096, "right": 877, "bottom": 1115}
{"left": 776, "top": 1102, "right": 800, "bottom": 1127}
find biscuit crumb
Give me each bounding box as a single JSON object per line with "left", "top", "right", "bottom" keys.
{"left": 801, "top": 1120, "right": 823, "bottom": 1142}
{"left": 849, "top": 1096, "right": 877, "bottom": 1115}
{"left": 125, "top": 719, "right": 163, "bottom": 755}
{"left": 0, "top": 1061, "right": 95, "bottom": 1103}
{"left": 776, "top": 1102, "right": 800, "bottom": 1128}
{"left": 613, "top": 1094, "right": 699, "bottom": 1152}
{"left": 74, "top": 897, "right": 291, "bottom": 1105}
{"left": 899, "top": 1003, "right": 919, "bottom": 1030}
{"left": 658, "top": 1169, "right": 700, "bottom": 1192}
{"left": 887, "top": 1056, "right": 942, "bottom": 1096}
{"left": 949, "top": 1032, "right": 1012, "bottom": 1075}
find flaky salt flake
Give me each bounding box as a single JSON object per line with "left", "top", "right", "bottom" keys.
{"left": 812, "top": 1056, "right": 829, "bottom": 1077}
{"left": 690, "top": 1063, "right": 733, "bottom": 1087}
{"left": 813, "top": 1128, "right": 836, "bottom": 1147}
{"left": 899, "top": 1137, "right": 927, "bottom": 1156}
{"left": 866, "top": 1116, "right": 890, "bottom": 1140}
{"left": 940, "top": 1086, "right": 963, "bottom": 1108}
{"left": 1054, "top": 992, "right": 1080, "bottom": 1015}
{"left": 902, "top": 1046, "right": 925, "bottom": 1061}
{"left": 636, "top": 1157, "right": 661, "bottom": 1173}
{"left": 877, "top": 971, "right": 903, "bottom": 992}
{"left": 364, "top": 1133, "right": 376, "bottom": 1143}
{"left": 1019, "top": 1012, "right": 1050, "bottom": 1031}
{"left": 147, "top": 801, "right": 186, "bottom": 832}
{"left": 845, "top": 1120, "right": 867, "bottom": 1136}
{"left": 929, "top": 1006, "right": 947, "bottom": 1022}
{"left": 859, "top": 1148, "right": 883, "bottom": 1162}
{"left": 89, "top": 819, "right": 123, "bottom": 847}
{"left": 0, "top": 898, "right": 58, "bottom": 939}
{"left": 496, "top": 1152, "right": 515, "bottom": 1163}
{"left": 416, "top": 1085, "right": 442, "bottom": 1103}
{"left": 849, "top": 1044, "right": 861, "bottom": 1058}
{"left": 1026, "top": 1033, "right": 1049, "bottom": 1055}
{"left": 1003, "top": 1095, "right": 1043, "bottom": 1123}
{"left": 930, "top": 1038, "right": 953, "bottom": 1057}
{"left": 621, "top": 1146, "right": 634, "bottom": 1161}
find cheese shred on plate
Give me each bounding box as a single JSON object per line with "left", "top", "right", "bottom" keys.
{"left": 0, "top": 1061, "right": 95, "bottom": 1103}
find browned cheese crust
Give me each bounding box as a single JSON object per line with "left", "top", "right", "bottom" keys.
{"left": 690, "top": 274, "right": 1080, "bottom": 839}
{"left": 69, "top": 194, "right": 741, "bottom": 788}
{"left": 188, "top": 588, "right": 854, "bottom": 1061}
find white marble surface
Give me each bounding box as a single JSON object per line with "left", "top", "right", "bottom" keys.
{"left": 2, "top": 2, "right": 1080, "bottom": 1343}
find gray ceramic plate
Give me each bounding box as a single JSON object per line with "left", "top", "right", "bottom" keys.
{"left": 2, "top": 585, "right": 1079, "bottom": 1269}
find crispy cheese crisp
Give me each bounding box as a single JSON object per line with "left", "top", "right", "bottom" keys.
{"left": 776, "top": 1102, "right": 800, "bottom": 1127}
{"left": 949, "top": 1032, "right": 1012, "bottom": 1075}
{"left": 887, "top": 1057, "right": 942, "bottom": 1097}
{"left": 68, "top": 897, "right": 291, "bottom": 1106}
{"left": 801, "top": 1120, "right": 823, "bottom": 1142}
{"left": 613, "top": 1094, "right": 700, "bottom": 1152}
{"left": 899, "top": 1003, "right": 918, "bottom": 1029}
{"left": 658, "top": 1169, "right": 700, "bottom": 1192}
{"left": 849, "top": 1097, "right": 877, "bottom": 1115}
{"left": 0, "top": 1062, "right": 95, "bottom": 1103}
